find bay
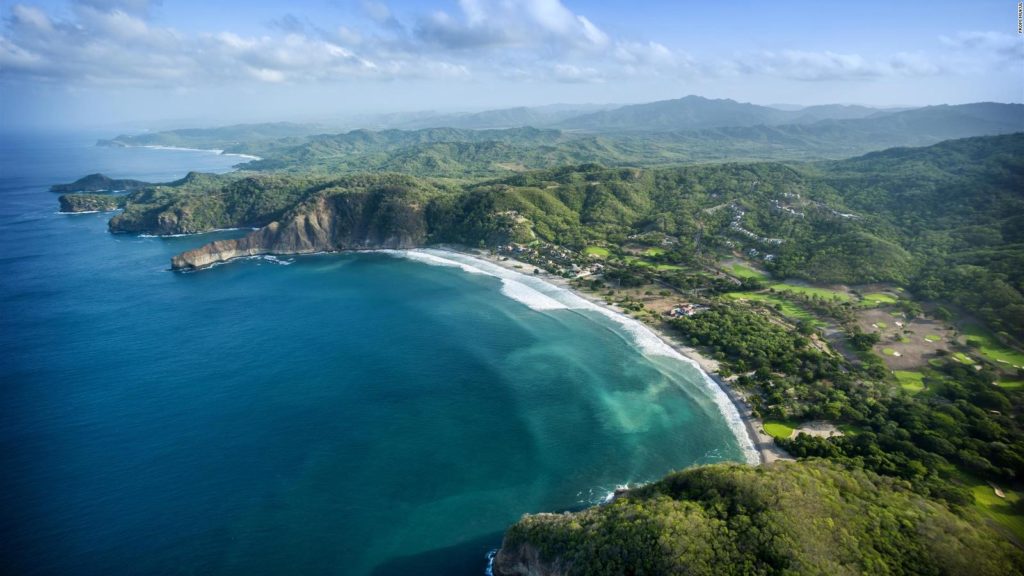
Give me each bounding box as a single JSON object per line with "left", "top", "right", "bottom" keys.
{"left": 0, "top": 132, "right": 746, "bottom": 575}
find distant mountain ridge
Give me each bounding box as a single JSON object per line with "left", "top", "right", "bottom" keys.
{"left": 94, "top": 98, "right": 1024, "bottom": 174}
{"left": 557, "top": 95, "right": 1023, "bottom": 133}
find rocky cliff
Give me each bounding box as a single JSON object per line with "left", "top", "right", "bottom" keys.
{"left": 170, "top": 189, "right": 429, "bottom": 270}
{"left": 492, "top": 534, "right": 568, "bottom": 576}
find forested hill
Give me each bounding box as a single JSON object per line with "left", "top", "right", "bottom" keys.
{"left": 812, "top": 133, "right": 1024, "bottom": 338}
{"left": 78, "top": 131, "right": 1024, "bottom": 342}
{"left": 95, "top": 100, "right": 1024, "bottom": 176}
{"left": 493, "top": 460, "right": 1024, "bottom": 575}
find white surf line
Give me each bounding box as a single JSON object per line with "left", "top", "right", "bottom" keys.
{"left": 383, "top": 248, "right": 760, "bottom": 465}
{"left": 134, "top": 145, "right": 262, "bottom": 161}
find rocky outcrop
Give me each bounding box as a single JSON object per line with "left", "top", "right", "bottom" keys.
{"left": 171, "top": 189, "right": 429, "bottom": 270}
{"left": 59, "top": 194, "right": 126, "bottom": 213}
{"left": 51, "top": 173, "right": 150, "bottom": 193}
{"left": 492, "top": 540, "right": 567, "bottom": 576}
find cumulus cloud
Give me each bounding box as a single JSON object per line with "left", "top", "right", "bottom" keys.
{"left": 0, "top": 0, "right": 967, "bottom": 90}
{"left": 940, "top": 31, "right": 1024, "bottom": 62}
{"left": 0, "top": 1, "right": 466, "bottom": 85}
{"left": 414, "top": 0, "right": 609, "bottom": 51}
{"left": 735, "top": 50, "right": 942, "bottom": 81}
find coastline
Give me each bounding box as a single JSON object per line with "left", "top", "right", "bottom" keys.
{"left": 116, "top": 143, "right": 263, "bottom": 161}
{"left": 434, "top": 246, "right": 787, "bottom": 466}
{"left": 168, "top": 240, "right": 785, "bottom": 465}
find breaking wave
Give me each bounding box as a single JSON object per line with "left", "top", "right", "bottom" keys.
{"left": 380, "top": 248, "right": 759, "bottom": 464}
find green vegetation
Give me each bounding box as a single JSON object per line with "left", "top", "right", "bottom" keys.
{"left": 100, "top": 131, "right": 1024, "bottom": 345}
{"left": 926, "top": 334, "right": 943, "bottom": 342}
{"left": 58, "top": 193, "right": 126, "bottom": 213}
{"left": 769, "top": 283, "right": 852, "bottom": 301}
{"left": 894, "top": 370, "right": 925, "bottom": 393}
{"left": 498, "top": 461, "right": 1024, "bottom": 576}
{"left": 952, "top": 352, "right": 975, "bottom": 365}
{"left": 762, "top": 420, "right": 796, "bottom": 439}
{"left": 75, "top": 120, "right": 1024, "bottom": 571}
{"left": 864, "top": 292, "right": 898, "bottom": 304}
{"left": 671, "top": 301, "right": 1024, "bottom": 519}
{"left": 726, "top": 262, "right": 768, "bottom": 280}
{"left": 882, "top": 347, "right": 897, "bottom": 356}
{"left": 964, "top": 323, "right": 1024, "bottom": 367}
{"left": 722, "top": 291, "right": 820, "bottom": 325}
{"left": 972, "top": 483, "right": 1024, "bottom": 541}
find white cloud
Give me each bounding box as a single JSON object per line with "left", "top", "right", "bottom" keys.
{"left": 551, "top": 63, "right": 603, "bottom": 83}
{"left": 940, "top": 31, "right": 1024, "bottom": 62}
{"left": 0, "top": 1, "right": 968, "bottom": 92}
{"left": 414, "top": 0, "right": 608, "bottom": 51}
{"left": 743, "top": 50, "right": 943, "bottom": 81}
{"left": 10, "top": 5, "right": 53, "bottom": 32}
{"left": 0, "top": 2, "right": 467, "bottom": 86}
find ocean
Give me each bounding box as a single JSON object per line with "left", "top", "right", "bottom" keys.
{"left": 0, "top": 131, "right": 749, "bottom": 575}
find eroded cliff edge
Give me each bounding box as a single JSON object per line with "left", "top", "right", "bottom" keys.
{"left": 170, "top": 190, "right": 429, "bottom": 269}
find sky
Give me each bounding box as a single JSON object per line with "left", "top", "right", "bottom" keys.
{"left": 0, "top": 0, "right": 1021, "bottom": 129}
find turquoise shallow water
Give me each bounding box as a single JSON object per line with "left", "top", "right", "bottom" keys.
{"left": 0, "top": 132, "right": 747, "bottom": 575}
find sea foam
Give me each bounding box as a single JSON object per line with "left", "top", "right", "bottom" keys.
{"left": 384, "top": 248, "right": 760, "bottom": 464}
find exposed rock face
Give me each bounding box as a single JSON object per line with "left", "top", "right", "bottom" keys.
{"left": 171, "top": 190, "right": 429, "bottom": 270}
{"left": 492, "top": 540, "right": 567, "bottom": 576}
{"left": 59, "top": 194, "right": 125, "bottom": 213}
{"left": 51, "top": 173, "right": 150, "bottom": 193}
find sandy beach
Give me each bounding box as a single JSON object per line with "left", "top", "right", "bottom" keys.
{"left": 444, "top": 247, "right": 790, "bottom": 466}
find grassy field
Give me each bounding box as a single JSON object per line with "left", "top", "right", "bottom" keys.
{"left": 726, "top": 263, "right": 768, "bottom": 281}
{"left": 763, "top": 420, "right": 797, "bottom": 440}
{"left": 643, "top": 247, "right": 666, "bottom": 257}
{"left": 769, "top": 283, "right": 852, "bottom": 302}
{"left": 894, "top": 370, "right": 925, "bottom": 393}
{"left": 863, "top": 292, "right": 898, "bottom": 304}
{"left": 882, "top": 348, "right": 897, "bottom": 356}
{"left": 723, "top": 292, "right": 822, "bottom": 326}
{"left": 963, "top": 323, "right": 1024, "bottom": 368}
{"left": 952, "top": 351, "right": 975, "bottom": 365}
{"left": 997, "top": 380, "right": 1024, "bottom": 390}
{"left": 924, "top": 334, "right": 942, "bottom": 342}
{"left": 623, "top": 255, "right": 649, "bottom": 265}
{"left": 583, "top": 246, "right": 609, "bottom": 257}
{"left": 971, "top": 483, "right": 1024, "bottom": 541}
{"left": 874, "top": 321, "right": 888, "bottom": 329}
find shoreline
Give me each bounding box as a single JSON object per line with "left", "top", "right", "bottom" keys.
{"left": 168, "top": 240, "right": 785, "bottom": 465}
{"left": 108, "top": 143, "right": 263, "bottom": 161}
{"left": 437, "top": 246, "right": 787, "bottom": 466}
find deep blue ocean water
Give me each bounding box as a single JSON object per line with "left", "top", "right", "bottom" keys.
{"left": 0, "top": 132, "right": 748, "bottom": 575}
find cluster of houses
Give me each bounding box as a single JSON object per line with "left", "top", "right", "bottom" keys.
{"left": 666, "top": 302, "right": 707, "bottom": 318}
{"left": 728, "top": 205, "right": 786, "bottom": 247}
{"left": 497, "top": 242, "right": 603, "bottom": 278}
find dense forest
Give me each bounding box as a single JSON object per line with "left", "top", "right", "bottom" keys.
{"left": 495, "top": 460, "right": 1023, "bottom": 575}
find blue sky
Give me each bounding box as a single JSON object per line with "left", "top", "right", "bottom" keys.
{"left": 1, "top": 0, "right": 1021, "bottom": 128}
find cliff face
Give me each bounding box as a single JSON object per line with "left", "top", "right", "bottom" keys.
{"left": 492, "top": 540, "right": 566, "bottom": 576}
{"left": 170, "top": 189, "right": 429, "bottom": 269}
